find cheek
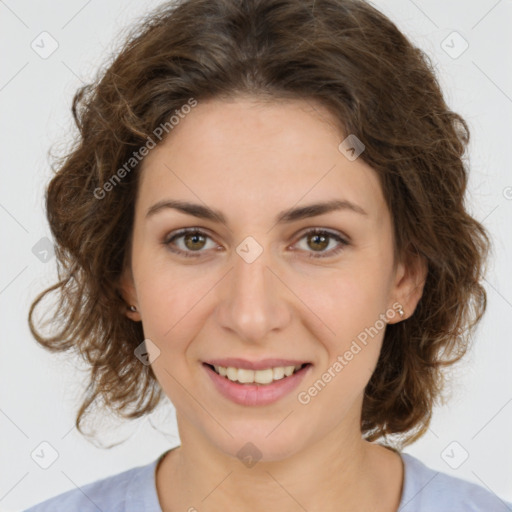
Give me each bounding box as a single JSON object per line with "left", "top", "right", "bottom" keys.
{"left": 297, "top": 257, "right": 393, "bottom": 390}
{"left": 133, "top": 255, "right": 215, "bottom": 352}
{"left": 308, "top": 268, "right": 389, "bottom": 342}
{"left": 297, "top": 276, "right": 388, "bottom": 411}
{"left": 136, "top": 264, "right": 211, "bottom": 407}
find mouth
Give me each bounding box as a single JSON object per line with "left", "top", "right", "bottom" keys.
{"left": 202, "top": 359, "right": 312, "bottom": 406}
{"left": 203, "top": 362, "right": 311, "bottom": 385}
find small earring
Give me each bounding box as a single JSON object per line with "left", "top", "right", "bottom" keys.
{"left": 128, "top": 305, "right": 137, "bottom": 312}
{"left": 398, "top": 306, "right": 405, "bottom": 319}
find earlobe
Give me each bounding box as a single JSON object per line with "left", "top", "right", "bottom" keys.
{"left": 118, "top": 267, "right": 141, "bottom": 322}
{"left": 389, "top": 249, "right": 428, "bottom": 323}
{"left": 125, "top": 303, "right": 141, "bottom": 322}
{"left": 387, "top": 300, "right": 406, "bottom": 324}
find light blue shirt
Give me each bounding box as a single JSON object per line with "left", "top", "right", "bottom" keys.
{"left": 23, "top": 449, "right": 512, "bottom": 511}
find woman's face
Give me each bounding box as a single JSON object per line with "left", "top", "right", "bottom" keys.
{"left": 121, "top": 96, "right": 424, "bottom": 461}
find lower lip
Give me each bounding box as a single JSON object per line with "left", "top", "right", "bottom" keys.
{"left": 203, "top": 363, "right": 311, "bottom": 406}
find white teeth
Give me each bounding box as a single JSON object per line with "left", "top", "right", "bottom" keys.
{"left": 273, "top": 366, "right": 285, "bottom": 380}
{"left": 284, "top": 366, "right": 295, "bottom": 377}
{"left": 238, "top": 368, "right": 255, "bottom": 383}
{"left": 254, "top": 368, "right": 273, "bottom": 384}
{"left": 211, "top": 364, "right": 304, "bottom": 384}
{"left": 226, "top": 367, "right": 238, "bottom": 381}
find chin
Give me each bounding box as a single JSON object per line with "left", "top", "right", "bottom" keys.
{"left": 208, "top": 425, "right": 307, "bottom": 464}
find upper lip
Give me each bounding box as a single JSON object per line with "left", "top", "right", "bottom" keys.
{"left": 203, "top": 358, "right": 310, "bottom": 370}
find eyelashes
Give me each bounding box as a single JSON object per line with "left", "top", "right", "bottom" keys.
{"left": 162, "top": 227, "right": 350, "bottom": 259}
{"left": 163, "top": 229, "right": 218, "bottom": 258}
{"left": 292, "top": 228, "right": 349, "bottom": 258}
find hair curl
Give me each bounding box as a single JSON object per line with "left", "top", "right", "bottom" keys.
{"left": 28, "top": 0, "right": 490, "bottom": 449}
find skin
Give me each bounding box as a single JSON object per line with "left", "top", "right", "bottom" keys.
{"left": 120, "top": 96, "right": 427, "bottom": 512}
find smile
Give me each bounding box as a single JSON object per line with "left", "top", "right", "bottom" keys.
{"left": 207, "top": 363, "right": 308, "bottom": 385}
{"left": 202, "top": 362, "right": 312, "bottom": 406}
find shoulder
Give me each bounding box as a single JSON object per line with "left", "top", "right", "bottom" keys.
{"left": 23, "top": 455, "right": 162, "bottom": 512}
{"left": 399, "top": 452, "right": 512, "bottom": 512}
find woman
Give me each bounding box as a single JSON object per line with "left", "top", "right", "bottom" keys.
{"left": 25, "top": 0, "right": 511, "bottom": 510}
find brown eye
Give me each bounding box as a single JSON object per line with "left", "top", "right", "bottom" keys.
{"left": 183, "top": 232, "right": 207, "bottom": 251}
{"left": 295, "top": 229, "right": 349, "bottom": 258}
{"left": 307, "top": 232, "right": 329, "bottom": 252}
{"left": 163, "top": 228, "right": 217, "bottom": 258}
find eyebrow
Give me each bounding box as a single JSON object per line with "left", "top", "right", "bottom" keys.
{"left": 145, "top": 198, "right": 368, "bottom": 224}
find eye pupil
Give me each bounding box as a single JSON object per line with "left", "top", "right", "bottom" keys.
{"left": 185, "top": 233, "right": 206, "bottom": 250}
{"left": 309, "top": 233, "right": 329, "bottom": 251}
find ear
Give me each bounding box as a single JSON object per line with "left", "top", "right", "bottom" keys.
{"left": 118, "top": 264, "right": 142, "bottom": 322}
{"left": 388, "top": 247, "right": 428, "bottom": 324}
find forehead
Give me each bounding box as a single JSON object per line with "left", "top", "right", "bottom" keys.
{"left": 136, "top": 97, "right": 387, "bottom": 224}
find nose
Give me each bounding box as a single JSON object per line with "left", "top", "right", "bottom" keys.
{"left": 215, "top": 246, "right": 292, "bottom": 344}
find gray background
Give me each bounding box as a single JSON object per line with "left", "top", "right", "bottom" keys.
{"left": 1, "top": 0, "right": 511, "bottom": 510}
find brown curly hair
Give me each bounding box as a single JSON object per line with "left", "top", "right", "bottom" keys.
{"left": 28, "top": 0, "right": 490, "bottom": 449}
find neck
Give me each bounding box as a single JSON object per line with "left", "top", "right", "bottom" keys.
{"left": 156, "top": 422, "right": 403, "bottom": 512}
